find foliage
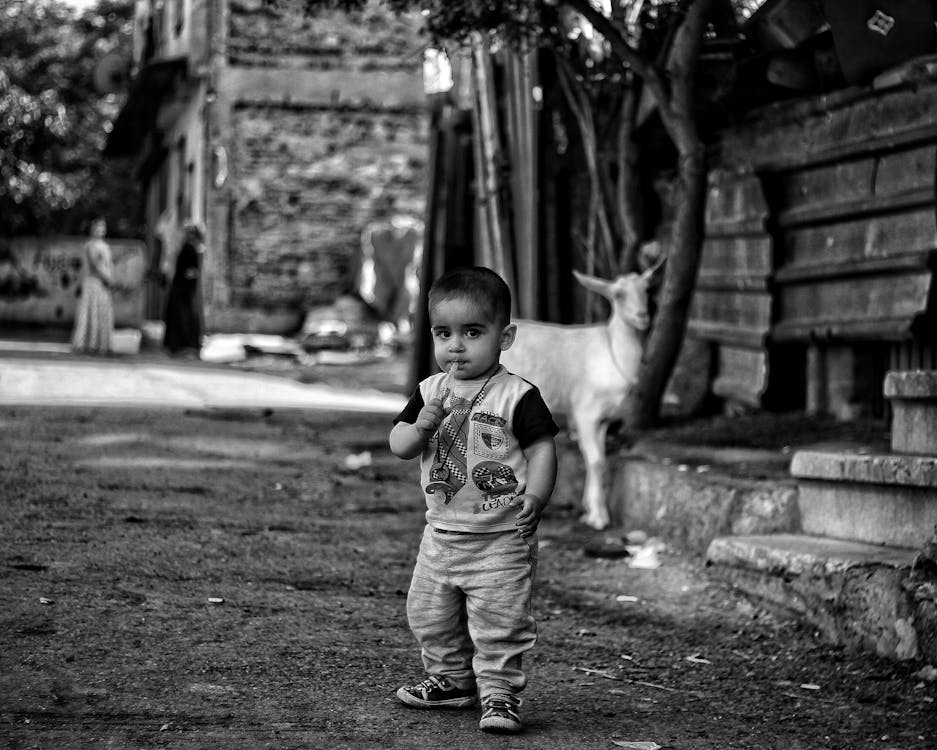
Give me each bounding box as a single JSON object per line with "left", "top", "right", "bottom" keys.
{"left": 0, "top": 0, "right": 140, "bottom": 237}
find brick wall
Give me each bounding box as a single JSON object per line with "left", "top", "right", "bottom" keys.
{"left": 228, "top": 0, "right": 419, "bottom": 70}
{"left": 222, "top": 0, "right": 427, "bottom": 325}
{"left": 231, "top": 103, "right": 427, "bottom": 310}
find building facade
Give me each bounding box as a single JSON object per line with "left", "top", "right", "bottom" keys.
{"left": 106, "top": 0, "right": 428, "bottom": 333}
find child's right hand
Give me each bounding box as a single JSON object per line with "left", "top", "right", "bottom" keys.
{"left": 414, "top": 397, "right": 446, "bottom": 436}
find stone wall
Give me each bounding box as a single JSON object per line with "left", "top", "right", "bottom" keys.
{"left": 228, "top": 0, "right": 419, "bottom": 70}
{"left": 218, "top": 0, "right": 428, "bottom": 330}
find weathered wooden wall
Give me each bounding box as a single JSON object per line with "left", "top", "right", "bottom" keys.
{"left": 692, "top": 73, "right": 937, "bottom": 414}
{"left": 690, "top": 169, "right": 773, "bottom": 406}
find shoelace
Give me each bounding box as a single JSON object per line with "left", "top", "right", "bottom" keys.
{"left": 413, "top": 675, "right": 449, "bottom": 695}
{"left": 483, "top": 695, "right": 520, "bottom": 713}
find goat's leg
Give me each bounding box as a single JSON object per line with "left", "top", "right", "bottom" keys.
{"left": 574, "top": 414, "right": 610, "bottom": 530}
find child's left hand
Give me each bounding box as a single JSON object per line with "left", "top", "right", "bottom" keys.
{"left": 514, "top": 494, "right": 543, "bottom": 538}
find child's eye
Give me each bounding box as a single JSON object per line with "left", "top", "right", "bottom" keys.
{"left": 465, "top": 329, "right": 481, "bottom": 338}
{"left": 434, "top": 330, "right": 451, "bottom": 340}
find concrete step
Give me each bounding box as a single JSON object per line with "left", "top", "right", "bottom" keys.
{"left": 885, "top": 370, "right": 937, "bottom": 455}
{"left": 706, "top": 533, "right": 935, "bottom": 662}
{"left": 610, "top": 444, "right": 799, "bottom": 553}
{"left": 791, "top": 449, "right": 937, "bottom": 548}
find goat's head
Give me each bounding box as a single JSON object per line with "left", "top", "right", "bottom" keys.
{"left": 573, "top": 262, "right": 662, "bottom": 331}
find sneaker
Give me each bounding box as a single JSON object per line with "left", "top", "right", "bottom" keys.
{"left": 478, "top": 693, "right": 522, "bottom": 733}
{"left": 395, "top": 675, "right": 477, "bottom": 709}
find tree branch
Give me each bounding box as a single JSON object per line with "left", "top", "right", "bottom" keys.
{"left": 555, "top": 56, "right": 616, "bottom": 276}
{"left": 560, "top": 0, "right": 670, "bottom": 109}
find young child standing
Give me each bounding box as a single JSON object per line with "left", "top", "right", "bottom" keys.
{"left": 389, "top": 266, "right": 558, "bottom": 734}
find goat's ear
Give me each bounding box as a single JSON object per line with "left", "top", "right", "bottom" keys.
{"left": 499, "top": 322, "right": 517, "bottom": 351}
{"left": 572, "top": 270, "right": 614, "bottom": 299}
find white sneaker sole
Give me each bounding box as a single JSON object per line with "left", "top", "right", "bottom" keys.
{"left": 479, "top": 716, "right": 522, "bottom": 733}
{"left": 395, "top": 686, "right": 477, "bottom": 709}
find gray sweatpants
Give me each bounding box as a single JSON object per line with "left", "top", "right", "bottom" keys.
{"left": 406, "top": 525, "right": 539, "bottom": 699}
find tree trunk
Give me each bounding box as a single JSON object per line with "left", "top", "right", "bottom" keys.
{"left": 625, "top": 142, "right": 707, "bottom": 429}
{"left": 567, "top": 0, "right": 713, "bottom": 430}
{"left": 555, "top": 56, "right": 616, "bottom": 282}
{"left": 626, "top": 0, "right": 712, "bottom": 430}
{"left": 616, "top": 82, "right": 643, "bottom": 273}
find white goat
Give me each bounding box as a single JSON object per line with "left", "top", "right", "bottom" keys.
{"left": 501, "top": 268, "right": 658, "bottom": 530}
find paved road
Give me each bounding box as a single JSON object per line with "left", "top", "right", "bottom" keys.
{"left": 0, "top": 340, "right": 405, "bottom": 413}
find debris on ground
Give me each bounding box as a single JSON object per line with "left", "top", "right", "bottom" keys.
{"left": 299, "top": 294, "right": 385, "bottom": 352}
{"left": 627, "top": 538, "right": 665, "bottom": 569}
{"left": 574, "top": 666, "right": 621, "bottom": 681}
{"left": 343, "top": 451, "right": 373, "bottom": 470}
{"left": 584, "top": 536, "right": 630, "bottom": 559}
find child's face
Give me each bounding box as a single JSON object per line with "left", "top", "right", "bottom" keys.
{"left": 429, "top": 295, "right": 516, "bottom": 381}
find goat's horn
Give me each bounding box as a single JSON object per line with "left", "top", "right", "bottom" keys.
{"left": 641, "top": 254, "right": 666, "bottom": 280}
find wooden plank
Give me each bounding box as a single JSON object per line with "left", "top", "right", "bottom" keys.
{"left": 775, "top": 142, "right": 936, "bottom": 225}
{"left": 696, "top": 275, "right": 770, "bottom": 292}
{"left": 775, "top": 317, "right": 918, "bottom": 341}
{"left": 687, "top": 321, "right": 767, "bottom": 349}
{"left": 776, "top": 187, "right": 933, "bottom": 227}
{"left": 779, "top": 208, "right": 937, "bottom": 268}
{"left": 691, "top": 289, "right": 772, "bottom": 333}
{"left": 875, "top": 144, "right": 937, "bottom": 197}
{"left": 699, "top": 235, "right": 772, "bottom": 276}
{"left": 719, "top": 79, "right": 937, "bottom": 171}
{"left": 779, "top": 158, "right": 874, "bottom": 211}
{"left": 695, "top": 167, "right": 775, "bottom": 353}
{"left": 774, "top": 251, "right": 933, "bottom": 283}
{"left": 712, "top": 345, "right": 767, "bottom": 406}
{"left": 774, "top": 271, "right": 932, "bottom": 340}
{"left": 705, "top": 169, "right": 769, "bottom": 227}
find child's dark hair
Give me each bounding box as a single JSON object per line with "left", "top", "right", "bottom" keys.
{"left": 428, "top": 266, "right": 512, "bottom": 327}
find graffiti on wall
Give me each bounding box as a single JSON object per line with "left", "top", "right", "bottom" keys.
{"left": 0, "top": 236, "right": 147, "bottom": 327}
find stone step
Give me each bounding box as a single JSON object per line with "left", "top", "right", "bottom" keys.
{"left": 884, "top": 370, "right": 937, "bottom": 455}
{"left": 611, "top": 444, "right": 799, "bottom": 554}
{"left": 706, "top": 533, "right": 934, "bottom": 662}
{"left": 791, "top": 449, "right": 937, "bottom": 548}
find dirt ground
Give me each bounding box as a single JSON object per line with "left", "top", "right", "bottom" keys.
{"left": 1, "top": 370, "right": 935, "bottom": 748}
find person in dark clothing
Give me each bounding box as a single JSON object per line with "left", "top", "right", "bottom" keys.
{"left": 163, "top": 221, "right": 204, "bottom": 358}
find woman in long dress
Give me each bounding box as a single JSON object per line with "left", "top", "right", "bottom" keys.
{"left": 71, "top": 217, "right": 114, "bottom": 354}
{"left": 163, "top": 221, "right": 204, "bottom": 358}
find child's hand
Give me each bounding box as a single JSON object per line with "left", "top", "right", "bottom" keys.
{"left": 414, "top": 397, "right": 446, "bottom": 436}
{"left": 514, "top": 494, "right": 544, "bottom": 538}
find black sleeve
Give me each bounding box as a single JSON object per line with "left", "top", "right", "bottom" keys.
{"left": 393, "top": 388, "right": 425, "bottom": 425}
{"left": 512, "top": 387, "right": 559, "bottom": 449}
